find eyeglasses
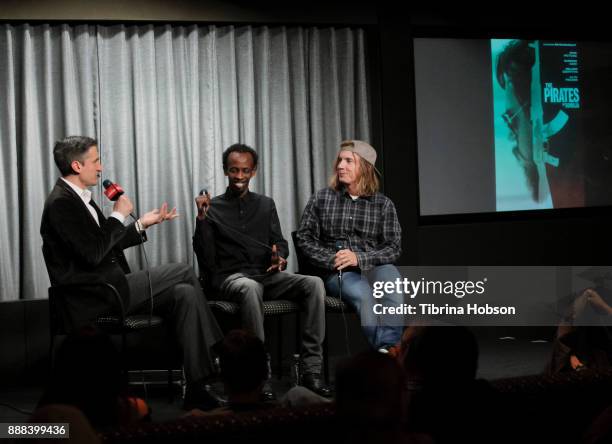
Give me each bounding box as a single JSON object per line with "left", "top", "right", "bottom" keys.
{"left": 502, "top": 103, "right": 526, "bottom": 133}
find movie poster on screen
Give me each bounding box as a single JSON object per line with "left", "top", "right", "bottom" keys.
{"left": 492, "top": 39, "right": 582, "bottom": 211}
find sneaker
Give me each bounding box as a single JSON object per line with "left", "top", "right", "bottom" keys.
{"left": 377, "top": 345, "right": 400, "bottom": 357}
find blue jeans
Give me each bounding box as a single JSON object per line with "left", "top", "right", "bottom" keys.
{"left": 325, "top": 264, "right": 404, "bottom": 349}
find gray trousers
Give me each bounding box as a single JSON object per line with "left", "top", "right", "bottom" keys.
{"left": 220, "top": 271, "right": 325, "bottom": 374}
{"left": 126, "top": 263, "right": 223, "bottom": 384}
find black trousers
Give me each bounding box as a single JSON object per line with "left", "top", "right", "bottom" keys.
{"left": 125, "top": 263, "right": 223, "bottom": 383}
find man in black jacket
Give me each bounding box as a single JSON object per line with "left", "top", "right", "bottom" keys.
{"left": 41, "top": 135, "right": 223, "bottom": 410}
{"left": 193, "top": 143, "right": 330, "bottom": 397}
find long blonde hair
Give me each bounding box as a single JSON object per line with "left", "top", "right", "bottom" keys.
{"left": 329, "top": 152, "right": 380, "bottom": 196}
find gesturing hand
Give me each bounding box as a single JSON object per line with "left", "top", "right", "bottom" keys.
{"left": 266, "top": 244, "right": 287, "bottom": 273}
{"left": 140, "top": 202, "right": 179, "bottom": 228}
{"left": 585, "top": 288, "right": 612, "bottom": 315}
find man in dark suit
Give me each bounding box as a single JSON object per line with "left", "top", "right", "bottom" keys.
{"left": 41, "top": 135, "right": 223, "bottom": 410}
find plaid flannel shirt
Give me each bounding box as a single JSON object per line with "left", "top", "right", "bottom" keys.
{"left": 296, "top": 187, "right": 402, "bottom": 271}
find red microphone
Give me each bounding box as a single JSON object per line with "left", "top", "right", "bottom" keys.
{"left": 102, "top": 179, "right": 125, "bottom": 201}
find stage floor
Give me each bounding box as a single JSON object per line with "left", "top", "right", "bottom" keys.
{"left": 0, "top": 332, "right": 555, "bottom": 424}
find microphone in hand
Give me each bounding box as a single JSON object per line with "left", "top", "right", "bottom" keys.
{"left": 103, "top": 179, "right": 133, "bottom": 217}
{"left": 102, "top": 179, "right": 125, "bottom": 201}
{"left": 335, "top": 240, "right": 345, "bottom": 279}
{"left": 195, "top": 187, "right": 211, "bottom": 220}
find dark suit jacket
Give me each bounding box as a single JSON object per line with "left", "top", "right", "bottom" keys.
{"left": 41, "top": 178, "right": 145, "bottom": 315}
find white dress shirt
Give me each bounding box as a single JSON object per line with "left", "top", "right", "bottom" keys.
{"left": 60, "top": 177, "right": 126, "bottom": 226}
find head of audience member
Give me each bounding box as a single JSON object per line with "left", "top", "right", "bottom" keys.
{"left": 402, "top": 325, "right": 479, "bottom": 390}
{"left": 329, "top": 140, "right": 380, "bottom": 197}
{"left": 396, "top": 324, "right": 427, "bottom": 367}
{"left": 53, "top": 136, "right": 101, "bottom": 188}
{"left": 29, "top": 404, "right": 101, "bottom": 444}
{"left": 222, "top": 143, "right": 258, "bottom": 197}
{"left": 213, "top": 329, "right": 269, "bottom": 403}
{"left": 40, "top": 326, "right": 127, "bottom": 428}
{"left": 335, "top": 350, "right": 406, "bottom": 426}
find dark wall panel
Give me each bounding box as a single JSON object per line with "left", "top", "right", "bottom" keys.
{"left": 0, "top": 301, "right": 26, "bottom": 385}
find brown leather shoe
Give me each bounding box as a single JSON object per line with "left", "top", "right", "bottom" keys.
{"left": 301, "top": 373, "right": 332, "bottom": 398}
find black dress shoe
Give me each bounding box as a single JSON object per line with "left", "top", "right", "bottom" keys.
{"left": 260, "top": 381, "right": 276, "bottom": 402}
{"left": 260, "top": 390, "right": 276, "bottom": 402}
{"left": 183, "top": 382, "right": 225, "bottom": 411}
{"left": 301, "top": 373, "right": 332, "bottom": 398}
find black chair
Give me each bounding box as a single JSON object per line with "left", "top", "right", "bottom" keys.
{"left": 193, "top": 219, "right": 303, "bottom": 379}
{"left": 290, "top": 231, "right": 354, "bottom": 382}
{"left": 48, "top": 283, "right": 181, "bottom": 399}
{"left": 206, "top": 297, "right": 301, "bottom": 378}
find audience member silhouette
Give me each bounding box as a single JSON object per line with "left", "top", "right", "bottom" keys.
{"left": 549, "top": 286, "right": 612, "bottom": 374}
{"left": 38, "top": 326, "right": 148, "bottom": 429}
{"left": 189, "top": 329, "right": 276, "bottom": 416}
{"left": 581, "top": 403, "right": 612, "bottom": 444}
{"left": 402, "top": 326, "right": 508, "bottom": 444}
{"left": 334, "top": 350, "right": 430, "bottom": 444}
{"left": 28, "top": 404, "right": 101, "bottom": 444}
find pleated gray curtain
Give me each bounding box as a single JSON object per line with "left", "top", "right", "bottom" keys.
{"left": 0, "top": 24, "right": 99, "bottom": 302}
{"left": 0, "top": 23, "right": 371, "bottom": 301}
